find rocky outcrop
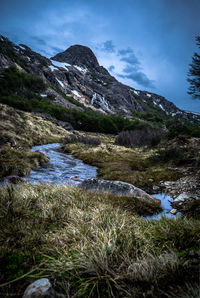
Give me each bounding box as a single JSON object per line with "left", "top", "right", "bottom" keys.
{"left": 79, "top": 178, "right": 161, "bottom": 204}
{"left": 52, "top": 44, "right": 99, "bottom": 70}
{"left": 1, "top": 35, "right": 198, "bottom": 122}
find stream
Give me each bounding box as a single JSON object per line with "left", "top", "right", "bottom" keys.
{"left": 26, "top": 143, "right": 97, "bottom": 185}
{"left": 25, "top": 143, "right": 178, "bottom": 219}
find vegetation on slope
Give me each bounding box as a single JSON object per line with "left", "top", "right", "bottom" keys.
{"left": 0, "top": 66, "right": 162, "bottom": 135}
{"left": 0, "top": 103, "right": 70, "bottom": 178}
{"left": 0, "top": 184, "right": 199, "bottom": 297}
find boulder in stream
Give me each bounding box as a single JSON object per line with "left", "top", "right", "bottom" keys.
{"left": 79, "top": 178, "right": 160, "bottom": 204}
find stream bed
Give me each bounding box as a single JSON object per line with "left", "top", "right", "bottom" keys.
{"left": 26, "top": 143, "right": 97, "bottom": 185}
{"left": 25, "top": 143, "right": 178, "bottom": 219}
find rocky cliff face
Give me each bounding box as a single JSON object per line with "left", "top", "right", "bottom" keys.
{"left": 0, "top": 35, "right": 199, "bottom": 122}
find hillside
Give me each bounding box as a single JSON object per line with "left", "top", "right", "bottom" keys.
{"left": 1, "top": 35, "right": 199, "bottom": 124}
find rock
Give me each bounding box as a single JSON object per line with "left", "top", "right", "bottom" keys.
{"left": 170, "top": 209, "right": 178, "bottom": 215}
{"left": 153, "top": 185, "right": 159, "bottom": 191}
{"left": 164, "top": 181, "right": 172, "bottom": 186}
{"left": 79, "top": 178, "right": 160, "bottom": 204}
{"left": 174, "top": 192, "right": 190, "bottom": 202}
{"left": 6, "top": 175, "right": 25, "bottom": 184}
{"left": 23, "top": 278, "right": 55, "bottom": 298}
{"left": 56, "top": 120, "right": 73, "bottom": 131}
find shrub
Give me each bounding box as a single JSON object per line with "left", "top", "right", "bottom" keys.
{"left": 0, "top": 65, "right": 45, "bottom": 97}
{"left": 150, "top": 145, "right": 200, "bottom": 166}
{"left": 63, "top": 134, "right": 101, "bottom": 146}
{"left": 166, "top": 121, "right": 200, "bottom": 139}
{"left": 115, "top": 126, "right": 166, "bottom": 147}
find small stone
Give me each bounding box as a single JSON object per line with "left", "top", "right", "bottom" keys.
{"left": 153, "top": 185, "right": 159, "bottom": 191}
{"left": 23, "top": 278, "right": 55, "bottom": 298}
{"left": 164, "top": 181, "right": 171, "bottom": 186}
{"left": 170, "top": 209, "right": 178, "bottom": 215}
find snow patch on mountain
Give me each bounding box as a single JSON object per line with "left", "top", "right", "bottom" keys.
{"left": 146, "top": 93, "right": 151, "bottom": 98}
{"left": 72, "top": 90, "right": 82, "bottom": 98}
{"left": 74, "top": 65, "right": 88, "bottom": 73}
{"left": 49, "top": 65, "right": 58, "bottom": 72}
{"left": 56, "top": 78, "right": 64, "bottom": 88}
{"left": 51, "top": 60, "right": 70, "bottom": 70}
{"left": 19, "top": 45, "right": 26, "bottom": 50}
{"left": 133, "top": 90, "right": 140, "bottom": 96}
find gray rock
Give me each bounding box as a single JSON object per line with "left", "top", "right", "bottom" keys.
{"left": 164, "top": 181, "right": 172, "bottom": 186}
{"left": 56, "top": 120, "right": 73, "bottom": 131}
{"left": 174, "top": 192, "right": 190, "bottom": 202}
{"left": 153, "top": 185, "right": 160, "bottom": 191}
{"left": 23, "top": 278, "right": 55, "bottom": 298}
{"left": 79, "top": 178, "right": 160, "bottom": 204}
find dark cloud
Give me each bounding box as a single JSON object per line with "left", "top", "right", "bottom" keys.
{"left": 120, "top": 53, "right": 140, "bottom": 66}
{"left": 118, "top": 72, "right": 155, "bottom": 88}
{"left": 97, "top": 40, "right": 116, "bottom": 53}
{"left": 123, "top": 64, "right": 140, "bottom": 73}
{"left": 117, "top": 48, "right": 153, "bottom": 88}
{"left": 118, "top": 48, "right": 133, "bottom": 56}
{"left": 108, "top": 65, "right": 115, "bottom": 72}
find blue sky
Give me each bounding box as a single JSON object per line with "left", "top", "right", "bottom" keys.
{"left": 0, "top": 0, "right": 200, "bottom": 112}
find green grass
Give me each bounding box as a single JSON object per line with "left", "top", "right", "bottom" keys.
{"left": 0, "top": 184, "right": 199, "bottom": 297}
{"left": 61, "top": 142, "right": 181, "bottom": 189}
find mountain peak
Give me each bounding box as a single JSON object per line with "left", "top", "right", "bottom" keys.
{"left": 51, "top": 45, "right": 99, "bottom": 70}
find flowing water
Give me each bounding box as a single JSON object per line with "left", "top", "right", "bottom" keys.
{"left": 25, "top": 143, "right": 97, "bottom": 185}
{"left": 144, "top": 193, "right": 180, "bottom": 220}
{"left": 25, "top": 143, "right": 178, "bottom": 219}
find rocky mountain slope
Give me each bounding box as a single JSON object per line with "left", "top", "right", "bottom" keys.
{"left": 0, "top": 35, "right": 199, "bottom": 122}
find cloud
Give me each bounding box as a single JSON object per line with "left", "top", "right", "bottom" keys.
{"left": 118, "top": 72, "right": 155, "bottom": 88}
{"left": 116, "top": 47, "right": 154, "bottom": 88}
{"left": 97, "top": 40, "right": 115, "bottom": 53}
{"left": 122, "top": 64, "right": 140, "bottom": 73}
{"left": 108, "top": 65, "right": 115, "bottom": 72}
{"left": 30, "top": 35, "right": 47, "bottom": 46}
{"left": 118, "top": 47, "right": 133, "bottom": 56}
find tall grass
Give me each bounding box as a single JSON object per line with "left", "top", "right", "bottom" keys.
{"left": 0, "top": 184, "right": 199, "bottom": 297}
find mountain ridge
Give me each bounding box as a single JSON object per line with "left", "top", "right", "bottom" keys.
{"left": 0, "top": 35, "right": 199, "bottom": 123}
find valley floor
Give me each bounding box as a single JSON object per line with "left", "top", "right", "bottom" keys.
{"left": 0, "top": 104, "right": 199, "bottom": 297}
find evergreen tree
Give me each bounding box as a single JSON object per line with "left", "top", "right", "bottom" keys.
{"left": 187, "top": 36, "right": 200, "bottom": 98}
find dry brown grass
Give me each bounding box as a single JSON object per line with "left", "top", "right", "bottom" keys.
{"left": 0, "top": 103, "right": 70, "bottom": 149}
{"left": 62, "top": 142, "right": 181, "bottom": 189}
{"left": 0, "top": 184, "right": 199, "bottom": 297}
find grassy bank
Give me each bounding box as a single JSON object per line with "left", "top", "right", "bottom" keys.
{"left": 0, "top": 103, "right": 70, "bottom": 178}
{"left": 61, "top": 134, "right": 181, "bottom": 190}
{"left": 0, "top": 184, "right": 199, "bottom": 297}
